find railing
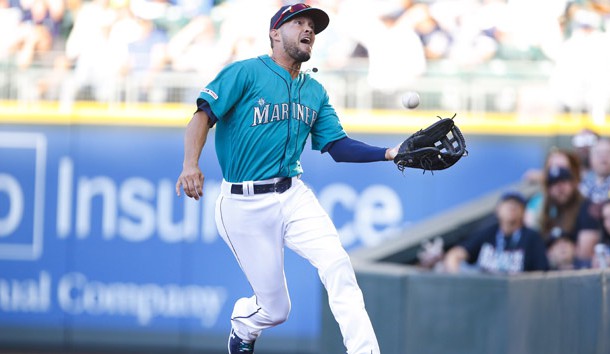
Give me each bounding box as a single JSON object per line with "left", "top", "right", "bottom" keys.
{"left": 2, "top": 56, "right": 607, "bottom": 121}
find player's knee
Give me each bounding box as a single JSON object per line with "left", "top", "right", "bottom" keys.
{"left": 267, "top": 301, "right": 291, "bottom": 325}
{"left": 268, "top": 313, "right": 289, "bottom": 326}
{"left": 272, "top": 303, "right": 290, "bottom": 324}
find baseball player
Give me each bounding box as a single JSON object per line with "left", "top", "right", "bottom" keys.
{"left": 176, "top": 3, "right": 402, "bottom": 354}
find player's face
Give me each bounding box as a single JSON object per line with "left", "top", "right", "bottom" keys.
{"left": 279, "top": 16, "right": 316, "bottom": 62}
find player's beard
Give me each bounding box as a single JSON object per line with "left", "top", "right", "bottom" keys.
{"left": 283, "top": 40, "right": 311, "bottom": 63}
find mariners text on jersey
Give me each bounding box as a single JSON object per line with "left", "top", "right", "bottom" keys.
{"left": 196, "top": 54, "right": 346, "bottom": 182}
{"left": 252, "top": 101, "right": 318, "bottom": 128}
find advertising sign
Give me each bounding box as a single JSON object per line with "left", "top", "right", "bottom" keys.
{"left": 0, "top": 123, "right": 543, "bottom": 351}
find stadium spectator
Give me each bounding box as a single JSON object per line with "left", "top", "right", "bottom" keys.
{"left": 443, "top": 191, "right": 549, "bottom": 274}
{"left": 60, "top": 0, "right": 170, "bottom": 103}
{"left": 338, "top": 0, "right": 426, "bottom": 92}
{"left": 0, "top": 0, "right": 23, "bottom": 61}
{"left": 521, "top": 129, "right": 598, "bottom": 193}
{"left": 580, "top": 138, "right": 610, "bottom": 208}
{"left": 111, "top": 5, "right": 164, "bottom": 75}
{"left": 59, "top": 0, "right": 118, "bottom": 103}
{"left": 128, "top": 0, "right": 214, "bottom": 37}
{"left": 524, "top": 147, "right": 581, "bottom": 229}
{"left": 523, "top": 146, "right": 581, "bottom": 186}
{"left": 163, "top": 15, "right": 220, "bottom": 78}
{"left": 549, "top": 6, "right": 610, "bottom": 123}
{"left": 539, "top": 166, "right": 600, "bottom": 270}
{"left": 126, "top": 13, "right": 219, "bottom": 102}
{"left": 435, "top": 0, "right": 501, "bottom": 66}
{"left": 2, "top": 0, "right": 65, "bottom": 69}
{"left": 406, "top": 2, "right": 452, "bottom": 60}
{"left": 213, "top": 0, "right": 281, "bottom": 64}
{"left": 572, "top": 128, "right": 600, "bottom": 180}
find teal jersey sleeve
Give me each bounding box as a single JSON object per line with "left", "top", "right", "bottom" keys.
{"left": 309, "top": 89, "right": 346, "bottom": 151}
{"left": 198, "top": 61, "right": 249, "bottom": 120}
{"left": 197, "top": 55, "right": 346, "bottom": 183}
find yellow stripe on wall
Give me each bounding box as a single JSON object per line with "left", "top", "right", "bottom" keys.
{"left": 339, "top": 109, "right": 609, "bottom": 135}
{"left": 0, "top": 101, "right": 608, "bottom": 135}
{"left": 0, "top": 101, "right": 193, "bottom": 127}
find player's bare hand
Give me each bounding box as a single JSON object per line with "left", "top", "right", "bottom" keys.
{"left": 176, "top": 165, "right": 204, "bottom": 200}
{"left": 385, "top": 143, "right": 400, "bottom": 160}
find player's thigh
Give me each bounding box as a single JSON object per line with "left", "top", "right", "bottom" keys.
{"left": 283, "top": 186, "right": 349, "bottom": 271}
{"left": 215, "top": 195, "right": 287, "bottom": 288}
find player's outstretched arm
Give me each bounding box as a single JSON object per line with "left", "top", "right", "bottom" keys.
{"left": 176, "top": 110, "right": 211, "bottom": 200}
{"left": 325, "top": 137, "right": 400, "bottom": 163}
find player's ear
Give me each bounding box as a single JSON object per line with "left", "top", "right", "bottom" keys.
{"left": 269, "top": 28, "right": 280, "bottom": 47}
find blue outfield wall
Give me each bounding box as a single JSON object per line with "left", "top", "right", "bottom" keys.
{"left": 0, "top": 119, "right": 568, "bottom": 352}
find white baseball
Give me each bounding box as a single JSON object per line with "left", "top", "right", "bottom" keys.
{"left": 401, "top": 91, "right": 420, "bottom": 109}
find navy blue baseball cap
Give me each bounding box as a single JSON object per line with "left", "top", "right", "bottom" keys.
{"left": 270, "top": 3, "right": 330, "bottom": 34}
{"left": 499, "top": 191, "right": 527, "bottom": 206}
{"left": 546, "top": 166, "right": 573, "bottom": 186}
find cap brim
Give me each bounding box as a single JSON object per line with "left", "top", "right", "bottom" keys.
{"left": 282, "top": 8, "right": 329, "bottom": 34}
{"left": 547, "top": 177, "right": 572, "bottom": 186}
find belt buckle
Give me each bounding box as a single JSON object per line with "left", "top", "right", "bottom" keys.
{"left": 273, "top": 179, "right": 284, "bottom": 193}
{"left": 274, "top": 178, "right": 290, "bottom": 193}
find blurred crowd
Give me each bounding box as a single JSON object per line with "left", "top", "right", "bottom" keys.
{"left": 1, "top": 0, "right": 610, "bottom": 107}
{"left": 418, "top": 129, "right": 610, "bottom": 274}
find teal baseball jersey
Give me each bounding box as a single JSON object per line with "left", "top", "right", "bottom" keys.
{"left": 198, "top": 54, "right": 347, "bottom": 183}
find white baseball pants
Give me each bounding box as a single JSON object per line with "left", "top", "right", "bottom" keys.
{"left": 215, "top": 178, "right": 380, "bottom": 354}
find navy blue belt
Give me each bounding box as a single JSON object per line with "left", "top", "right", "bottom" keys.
{"left": 231, "top": 178, "right": 292, "bottom": 195}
